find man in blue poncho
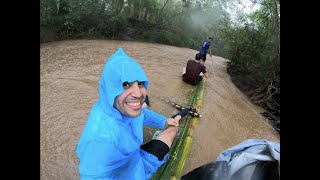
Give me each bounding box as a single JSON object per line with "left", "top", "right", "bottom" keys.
{"left": 76, "top": 48, "right": 189, "bottom": 180}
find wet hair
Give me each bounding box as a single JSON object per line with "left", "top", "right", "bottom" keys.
{"left": 195, "top": 53, "right": 202, "bottom": 60}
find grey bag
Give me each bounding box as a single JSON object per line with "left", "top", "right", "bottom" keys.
{"left": 181, "top": 139, "right": 280, "bottom": 180}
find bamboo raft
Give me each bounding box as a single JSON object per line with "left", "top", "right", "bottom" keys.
{"left": 151, "top": 78, "right": 206, "bottom": 179}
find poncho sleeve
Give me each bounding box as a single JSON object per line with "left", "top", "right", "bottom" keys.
{"left": 142, "top": 108, "right": 167, "bottom": 129}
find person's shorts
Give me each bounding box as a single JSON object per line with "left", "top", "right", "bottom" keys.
{"left": 182, "top": 73, "right": 188, "bottom": 83}
{"left": 200, "top": 53, "right": 206, "bottom": 61}
{"left": 141, "top": 139, "right": 169, "bottom": 161}
{"left": 182, "top": 74, "right": 203, "bottom": 86}
{"left": 198, "top": 76, "right": 203, "bottom": 84}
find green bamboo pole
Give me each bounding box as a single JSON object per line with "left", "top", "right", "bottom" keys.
{"left": 172, "top": 78, "right": 206, "bottom": 179}
{"left": 151, "top": 78, "right": 206, "bottom": 179}
{"left": 157, "top": 84, "right": 200, "bottom": 179}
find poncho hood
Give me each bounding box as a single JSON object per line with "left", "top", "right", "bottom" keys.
{"left": 97, "top": 48, "right": 149, "bottom": 123}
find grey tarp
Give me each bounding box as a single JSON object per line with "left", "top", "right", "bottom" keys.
{"left": 181, "top": 139, "right": 280, "bottom": 180}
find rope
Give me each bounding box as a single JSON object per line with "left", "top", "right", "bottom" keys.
{"left": 154, "top": 95, "right": 202, "bottom": 118}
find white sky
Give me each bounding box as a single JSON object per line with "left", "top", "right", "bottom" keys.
{"left": 237, "top": 0, "right": 261, "bottom": 14}
{"left": 226, "top": 0, "right": 261, "bottom": 25}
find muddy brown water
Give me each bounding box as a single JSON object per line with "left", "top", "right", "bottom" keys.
{"left": 40, "top": 40, "right": 279, "bottom": 179}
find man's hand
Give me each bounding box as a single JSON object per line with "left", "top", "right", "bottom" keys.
{"left": 166, "top": 116, "right": 180, "bottom": 127}
{"left": 166, "top": 107, "right": 190, "bottom": 126}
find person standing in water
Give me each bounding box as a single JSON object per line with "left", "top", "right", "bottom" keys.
{"left": 199, "top": 36, "right": 213, "bottom": 65}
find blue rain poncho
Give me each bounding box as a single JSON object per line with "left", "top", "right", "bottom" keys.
{"left": 76, "top": 48, "right": 168, "bottom": 180}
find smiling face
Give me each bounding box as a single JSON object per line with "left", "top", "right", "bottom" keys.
{"left": 114, "top": 81, "right": 147, "bottom": 117}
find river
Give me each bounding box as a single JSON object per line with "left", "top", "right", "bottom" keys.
{"left": 40, "top": 40, "right": 279, "bottom": 179}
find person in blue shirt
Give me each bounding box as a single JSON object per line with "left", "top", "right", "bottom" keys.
{"left": 199, "top": 37, "right": 213, "bottom": 65}
{"left": 76, "top": 48, "right": 189, "bottom": 180}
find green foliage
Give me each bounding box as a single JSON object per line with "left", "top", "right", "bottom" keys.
{"left": 217, "top": 0, "right": 280, "bottom": 126}
{"left": 221, "top": 22, "right": 277, "bottom": 84}
{"left": 139, "top": 30, "right": 191, "bottom": 47}
{"left": 220, "top": 0, "right": 279, "bottom": 85}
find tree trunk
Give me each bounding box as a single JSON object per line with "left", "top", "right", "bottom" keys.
{"left": 143, "top": 9, "right": 149, "bottom": 21}
{"left": 271, "top": 0, "right": 280, "bottom": 55}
